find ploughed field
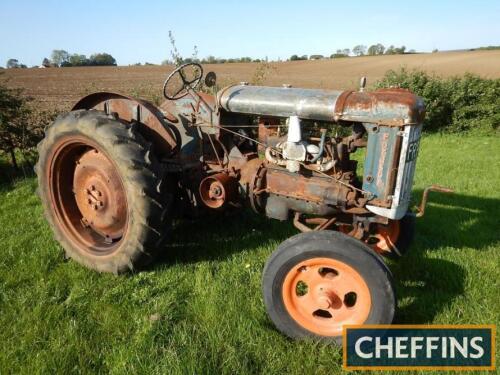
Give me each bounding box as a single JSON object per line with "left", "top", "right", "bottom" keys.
{"left": 2, "top": 49, "right": 500, "bottom": 111}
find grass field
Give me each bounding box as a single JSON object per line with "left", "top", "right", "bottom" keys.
{"left": 0, "top": 134, "right": 498, "bottom": 374}
{"left": 2, "top": 49, "right": 500, "bottom": 111}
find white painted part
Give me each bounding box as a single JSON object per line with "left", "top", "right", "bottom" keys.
{"left": 286, "top": 160, "right": 300, "bottom": 173}
{"left": 366, "top": 204, "right": 408, "bottom": 220}
{"left": 306, "top": 143, "right": 320, "bottom": 157}
{"left": 287, "top": 116, "right": 302, "bottom": 143}
{"left": 282, "top": 142, "right": 306, "bottom": 161}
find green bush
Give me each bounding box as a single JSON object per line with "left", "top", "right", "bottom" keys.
{"left": 0, "top": 77, "right": 60, "bottom": 170}
{"left": 375, "top": 68, "right": 500, "bottom": 133}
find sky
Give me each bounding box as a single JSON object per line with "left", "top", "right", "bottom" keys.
{"left": 0, "top": 0, "right": 499, "bottom": 67}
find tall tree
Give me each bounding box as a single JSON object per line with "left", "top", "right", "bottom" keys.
{"left": 352, "top": 45, "right": 367, "bottom": 56}
{"left": 367, "top": 43, "right": 385, "bottom": 55}
{"left": 6, "top": 59, "right": 19, "bottom": 68}
{"left": 394, "top": 45, "right": 406, "bottom": 54}
{"left": 89, "top": 53, "right": 117, "bottom": 66}
{"left": 51, "top": 50, "right": 70, "bottom": 66}
{"left": 385, "top": 45, "right": 394, "bottom": 54}
{"left": 69, "top": 54, "right": 89, "bottom": 66}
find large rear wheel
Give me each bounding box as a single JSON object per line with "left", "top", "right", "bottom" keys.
{"left": 262, "top": 231, "right": 395, "bottom": 344}
{"left": 36, "top": 110, "right": 171, "bottom": 273}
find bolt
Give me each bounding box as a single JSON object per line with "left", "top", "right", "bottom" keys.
{"left": 91, "top": 185, "right": 96, "bottom": 191}
{"left": 99, "top": 201, "right": 104, "bottom": 207}
{"left": 211, "top": 186, "right": 222, "bottom": 197}
{"left": 94, "top": 205, "right": 98, "bottom": 210}
{"left": 87, "top": 199, "right": 92, "bottom": 204}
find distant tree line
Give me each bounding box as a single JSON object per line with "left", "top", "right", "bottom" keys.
{"left": 163, "top": 31, "right": 267, "bottom": 66}
{"left": 289, "top": 43, "right": 417, "bottom": 61}
{"left": 470, "top": 45, "right": 500, "bottom": 51}
{"left": 4, "top": 50, "right": 117, "bottom": 69}
{"left": 160, "top": 56, "right": 264, "bottom": 65}
{"left": 46, "top": 50, "right": 117, "bottom": 67}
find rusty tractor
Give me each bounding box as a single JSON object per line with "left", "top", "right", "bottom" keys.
{"left": 36, "top": 63, "right": 452, "bottom": 343}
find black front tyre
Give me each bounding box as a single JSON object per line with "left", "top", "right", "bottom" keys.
{"left": 262, "top": 231, "right": 395, "bottom": 344}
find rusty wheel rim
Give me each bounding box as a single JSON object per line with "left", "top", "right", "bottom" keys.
{"left": 47, "top": 137, "right": 128, "bottom": 255}
{"left": 282, "top": 257, "right": 371, "bottom": 336}
{"left": 370, "top": 221, "right": 400, "bottom": 254}
{"left": 338, "top": 221, "right": 400, "bottom": 255}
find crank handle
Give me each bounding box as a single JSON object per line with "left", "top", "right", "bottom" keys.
{"left": 415, "top": 184, "right": 454, "bottom": 218}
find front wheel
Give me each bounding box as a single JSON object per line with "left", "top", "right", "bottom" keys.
{"left": 262, "top": 231, "right": 395, "bottom": 344}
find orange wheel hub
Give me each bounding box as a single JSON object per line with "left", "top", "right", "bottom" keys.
{"left": 282, "top": 257, "right": 371, "bottom": 336}
{"left": 73, "top": 149, "right": 127, "bottom": 240}
{"left": 47, "top": 137, "right": 128, "bottom": 255}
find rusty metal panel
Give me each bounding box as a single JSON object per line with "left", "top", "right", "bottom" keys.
{"left": 366, "top": 124, "right": 423, "bottom": 220}
{"left": 362, "top": 124, "right": 401, "bottom": 202}
{"left": 334, "top": 88, "right": 425, "bottom": 126}
{"left": 266, "top": 167, "right": 349, "bottom": 206}
{"left": 72, "top": 92, "right": 177, "bottom": 156}
{"left": 258, "top": 117, "right": 281, "bottom": 153}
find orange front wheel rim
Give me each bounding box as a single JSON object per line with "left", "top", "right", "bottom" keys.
{"left": 282, "top": 257, "right": 371, "bottom": 336}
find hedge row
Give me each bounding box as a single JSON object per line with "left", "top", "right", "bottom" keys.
{"left": 375, "top": 68, "right": 499, "bottom": 133}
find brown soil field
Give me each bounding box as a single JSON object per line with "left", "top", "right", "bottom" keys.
{"left": 1, "top": 50, "right": 499, "bottom": 111}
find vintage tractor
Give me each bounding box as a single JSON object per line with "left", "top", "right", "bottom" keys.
{"left": 36, "top": 63, "right": 451, "bottom": 343}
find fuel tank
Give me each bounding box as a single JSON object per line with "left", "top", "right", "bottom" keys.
{"left": 217, "top": 85, "right": 425, "bottom": 126}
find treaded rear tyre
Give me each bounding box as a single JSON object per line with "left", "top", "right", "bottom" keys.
{"left": 36, "top": 110, "right": 172, "bottom": 274}
{"left": 262, "top": 231, "right": 395, "bottom": 344}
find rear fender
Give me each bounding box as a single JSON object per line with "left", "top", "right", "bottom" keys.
{"left": 73, "top": 92, "right": 178, "bottom": 156}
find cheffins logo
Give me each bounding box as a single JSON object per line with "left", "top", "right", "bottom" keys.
{"left": 343, "top": 325, "right": 495, "bottom": 370}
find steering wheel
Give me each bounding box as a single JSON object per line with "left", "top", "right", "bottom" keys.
{"left": 163, "top": 63, "right": 203, "bottom": 100}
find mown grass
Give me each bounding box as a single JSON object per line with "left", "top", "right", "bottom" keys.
{"left": 0, "top": 134, "right": 498, "bottom": 374}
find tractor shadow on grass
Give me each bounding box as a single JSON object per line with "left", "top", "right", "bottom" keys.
{"left": 409, "top": 189, "right": 499, "bottom": 252}
{"left": 391, "top": 256, "right": 466, "bottom": 324}
{"left": 154, "top": 209, "right": 294, "bottom": 267}
{"left": 391, "top": 189, "right": 499, "bottom": 323}
{"left": 0, "top": 159, "right": 36, "bottom": 193}
{"left": 154, "top": 190, "right": 498, "bottom": 324}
